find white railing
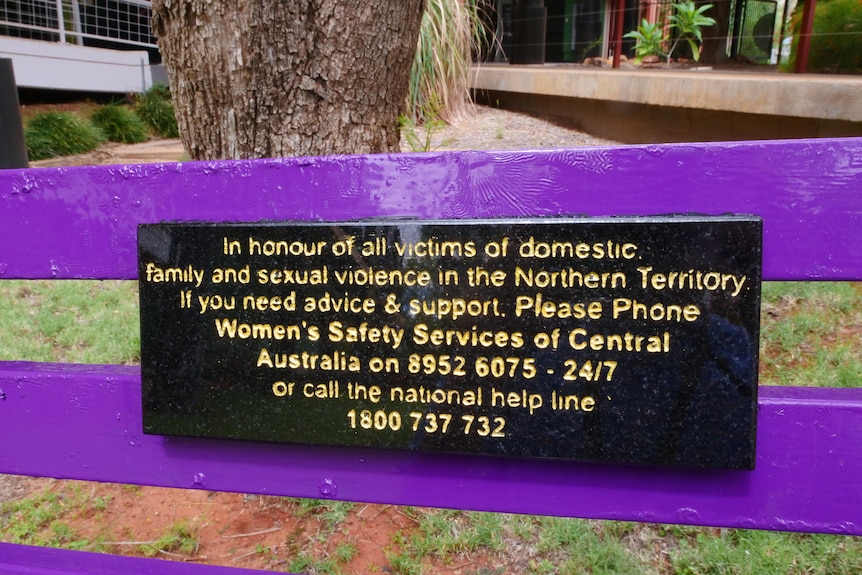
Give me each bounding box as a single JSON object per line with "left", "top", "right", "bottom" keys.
{"left": 0, "top": 0, "right": 157, "bottom": 53}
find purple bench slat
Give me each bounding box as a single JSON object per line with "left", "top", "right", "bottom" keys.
{"left": 0, "top": 542, "right": 270, "bottom": 575}
{"left": 1, "top": 138, "right": 861, "bottom": 574}
{"left": 1, "top": 138, "right": 861, "bottom": 281}
{"left": 0, "top": 361, "right": 860, "bottom": 535}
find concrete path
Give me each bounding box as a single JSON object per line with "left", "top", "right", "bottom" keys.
{"left": 32, "top": 139, "right": 186, "bottom": 167}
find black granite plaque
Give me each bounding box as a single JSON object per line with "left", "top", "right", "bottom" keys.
{"left": 139, "top": 216, "right": 762, "bottom": 469}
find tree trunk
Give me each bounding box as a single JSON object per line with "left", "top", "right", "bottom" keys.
{"left": 151, "top": 0, "right": 425, "bottom": 160}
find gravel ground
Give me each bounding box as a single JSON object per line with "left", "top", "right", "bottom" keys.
{"left": 408, "top": 105, "right": 617, "bottom": 151}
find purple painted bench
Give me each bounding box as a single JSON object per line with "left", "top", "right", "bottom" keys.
{"left": 1, "top": 138, "right": 861, "bottom": 574}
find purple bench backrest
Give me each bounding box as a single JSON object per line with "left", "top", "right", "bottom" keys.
{"left": 1, "top": 138, "right": 861, "bottom": 574}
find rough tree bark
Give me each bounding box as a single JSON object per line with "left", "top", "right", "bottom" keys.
{"left": 151, "top": 1, "right": 425, "bottom": 160}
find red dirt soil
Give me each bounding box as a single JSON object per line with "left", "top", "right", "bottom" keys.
{"left": 6, "top": 478, "right": 506, "bottom": 574}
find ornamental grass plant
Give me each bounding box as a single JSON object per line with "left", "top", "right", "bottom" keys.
{"left": 133, "top": 85, "right": 179, "bottom": 138}
{"left": 407, "top": 0, "right": 490, "bottom": 125}
{"left": 24, "top": 111, "right": 105, "bottom": 161}
{"left": 90, "top": 103, "right": 149, "bottom": 144}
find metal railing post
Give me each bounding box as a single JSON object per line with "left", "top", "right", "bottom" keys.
{"left": 794, "top": 0, "right": 816, "bottom": 73}
{"left": 55, "top": 0, "right": 67, "bottom": 43}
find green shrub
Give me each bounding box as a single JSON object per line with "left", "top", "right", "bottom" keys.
{"left": 133, "top": 85, "right": 179, "bottom": 138}
{"left": 789, "top": 0, "right": 862, "bottom": 73}
{"left": 24, "top": 112, "right": 105, "bottom": 161}
{"left": 90, "top": 103, "right": 149, "bottom": 143}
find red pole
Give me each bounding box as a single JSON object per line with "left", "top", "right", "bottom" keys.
{"left": 794, "top": 0, "right": 816, "bottom": 73}
{"left": 612, "top": 0, "right": 626, "bottom": 68}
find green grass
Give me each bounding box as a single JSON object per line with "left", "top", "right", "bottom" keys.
{"left": 24, "top": 111, "right": 105, "bottom": 161}
{"left": 335, "top": 541, "right": 357, "bottom": 563}
{"left": 275, "top": 498, "right": 356, "bottom": 572}
{"left": 406, "top": 509, "right": 505, "bottom": 558}
{"left": 0, "top": 484, "right": 98, "bottom": 550}
{"left": 399, "top": 110, "right": 452, "bottom": 152}
{"left": 139, "top": 521, "right": 199, "bottom": 558}
{"left": 0, "top": 280, "right": 139, "bottom": 364}
{"left": 383, "top": 513, "right": 862, "bottom": 574}
{"left": 289, "top": 498, "right": 355, "bottom": 532}
{"left": 670, "top": 528, "right": 862, "bottom": 575}
{"left": 759, "top": 282, "right": 862, "bottom": 387}
{"left": 385, "top": 546, "right": 424, "bottom": 575}
{"left": 516, "top": 517, "right": 642, "bottom": 574}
